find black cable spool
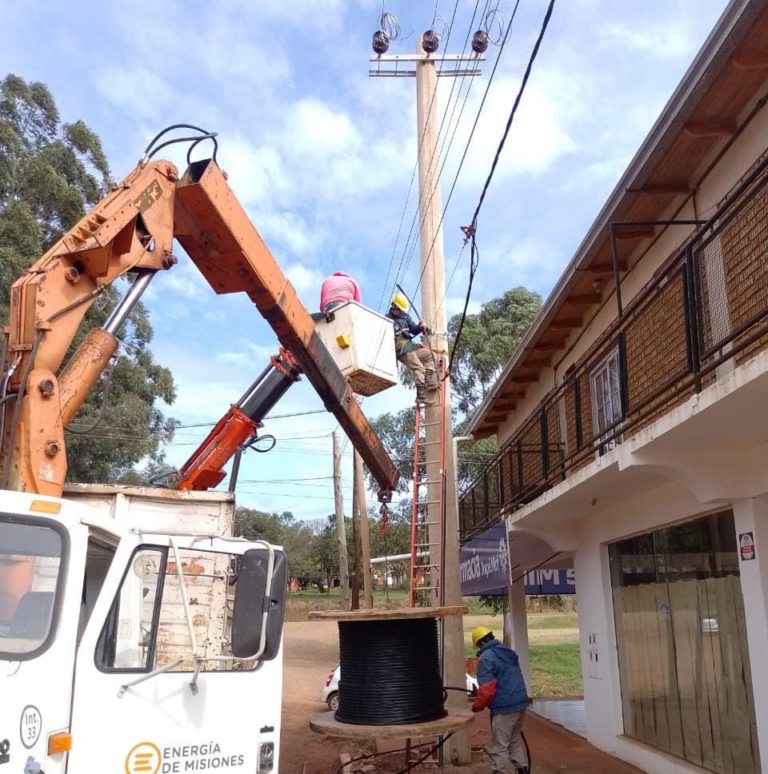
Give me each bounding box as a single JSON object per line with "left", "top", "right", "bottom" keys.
{"left": 335, "top": 617, "right": 446, "bottom": 725}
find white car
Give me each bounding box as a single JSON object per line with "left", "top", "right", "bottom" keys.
{"left": 322, "top": 666, "right": 479, "bottom": 712}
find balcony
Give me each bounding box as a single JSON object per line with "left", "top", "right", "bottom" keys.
{"left": 459, "top": 155, "right": 768, "bottom": 541}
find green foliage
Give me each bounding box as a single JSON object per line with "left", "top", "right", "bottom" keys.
{"left": 477, "top": 594, "right": 507, "bottom": 615}
{"left": 369, "top": 500, "right": 411, "bottom": 558}
{"left": 368, "top": 286, "right": 541, "bottom": 493}
{"left": 0, "top": 74, "right": 177, "bottom": 483}
{"left": 448, "top": 286, "right": 542, "bottom": 414}
{"left": 235, "top": 508, "right": 342, "bottom": 591}
{"left": 368, "top": 408, "right": 415, "bottom": 493}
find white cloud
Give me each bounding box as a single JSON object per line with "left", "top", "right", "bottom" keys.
{"left": 285, "top": 262, "right": 324, "bottom": 295}
{"left": 287, "top": 99, "right": 362, "bottom": 158}
{"left": 599, "top": 21, "right": 695, "bottom": 60}
{"left": 216, "top": 341, "right": 276, "bottom": 369}
{"left": 446, "top": 295, "right": 480, "bottom": 317}
{"left": 218, "top": 140, "right": 291, "bottom": 208}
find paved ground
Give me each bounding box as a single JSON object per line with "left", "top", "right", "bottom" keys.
{"left": 280, "top": 620, "right": 644, "bottom": 773}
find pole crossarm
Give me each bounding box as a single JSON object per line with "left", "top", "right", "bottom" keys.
{"left": 369, "top": 53, "right": 484, "bottom": 79}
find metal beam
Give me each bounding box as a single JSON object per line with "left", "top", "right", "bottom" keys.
{"left": 174, "top": 160, "right": 400, "bottom": 494}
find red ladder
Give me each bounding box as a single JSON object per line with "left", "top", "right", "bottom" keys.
{"left": 409, "top": 357, "right": 448, "bottom": 607}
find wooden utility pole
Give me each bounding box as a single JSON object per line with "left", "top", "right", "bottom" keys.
{"left": 417, "top": 40, "right": 472, "bottom": 766}
{"left": 370, "top": 30, "right": 482, "bottom": 766}
{"left": 353, "top": 450, "right": 373, "bottom": 609}
{"left": 332, "top": 431, "right": 351, "bottom": 610}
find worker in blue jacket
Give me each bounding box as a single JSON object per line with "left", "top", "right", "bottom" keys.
{"left": 471, "top": 626, "right": 529, "bottom": 774}
{"left": 386, "top": 293, "right": 438, "bottom": 405}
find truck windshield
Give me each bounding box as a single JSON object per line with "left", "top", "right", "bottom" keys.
{"left": 0, "top": 516, "right": 66, "bottom": 659}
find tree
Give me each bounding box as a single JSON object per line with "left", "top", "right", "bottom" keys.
{"left": 368, "top": 407, "right": 416, "bottom": 493}
{"left": 448, "top": 286, "right": 542, "bottom": 414}
{"left": 0, "top": 74, "right": 177, "bottom": 482}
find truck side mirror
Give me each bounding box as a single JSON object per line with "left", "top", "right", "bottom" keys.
{"left": 231, "top": 547, "right": 287, "bottom": 660}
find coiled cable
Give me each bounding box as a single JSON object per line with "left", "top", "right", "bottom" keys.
{"left": 336, "top": 618, "right": 446, "bottom": 725}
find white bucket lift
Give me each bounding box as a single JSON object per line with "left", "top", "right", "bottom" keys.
{"left": 314, "top": 301, "right": 398, "bottom": 396}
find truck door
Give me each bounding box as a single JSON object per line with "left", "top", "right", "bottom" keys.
{"left": 68, "top": 535, "right": 284, "bottom": 773}
{"left": 0, "top": 510, "right": 87, "bottom": 774}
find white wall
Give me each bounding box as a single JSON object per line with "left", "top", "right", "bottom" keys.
{"left": 569, "top": 478, "right": 767, "bottom": 772}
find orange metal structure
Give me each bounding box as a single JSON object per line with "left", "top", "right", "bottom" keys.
{"left": 0, "top": 156, "right": 399, "bottom": 498}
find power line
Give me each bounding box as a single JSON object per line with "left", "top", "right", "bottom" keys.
{"left": 388, "top": 0, "right": 488, "bottom": 308}
{"left": 401, "top": 0, "right": 493, "bottom": 300}
{"left": 411, "top": 0, "right": 521, "bottom": 306}
{"left": 377, "top": 0, "right": 465, "bottom": 313}
{"left": 451, "top": 0, "right": 556, "bottom": 375}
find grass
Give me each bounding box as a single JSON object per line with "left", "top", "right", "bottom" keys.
{"left": 284, "top": 591, "right": 583, "bottom": 698}
{"left": 528, "top": 613, "right": 578, "bottom": 630}
{"left": 529, "top": 642, "right": 582, "bottom": 698}
{"left": 285, "top": 588, "right": 409, "bottom": 621}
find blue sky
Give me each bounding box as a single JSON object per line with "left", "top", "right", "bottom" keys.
{"left": 1, "top": 0, "right": 730, "bottom": 519}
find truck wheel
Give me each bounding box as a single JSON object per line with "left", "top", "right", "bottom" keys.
{"left": 328, "top": 692, "right": 339, "bottom": 712}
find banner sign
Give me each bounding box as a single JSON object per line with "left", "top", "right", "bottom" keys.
{"left": 524, "top": 568, "right": 576, "bottom": 595}
{"left": 460, "top": 524, "right": 576, "bottom": 595}
{"left": 459, "top": 524, "right": 510, "bottom": 596}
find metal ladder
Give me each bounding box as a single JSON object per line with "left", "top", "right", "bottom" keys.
{"left": 409, "top": 356, "right": 447, "bottom": 608}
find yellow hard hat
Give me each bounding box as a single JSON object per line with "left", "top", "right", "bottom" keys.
{"left": 471, "top": 626, "right": 493, "bottom": 647}
{"left": 391, "top": 293, "right": 409, "bottom": 312}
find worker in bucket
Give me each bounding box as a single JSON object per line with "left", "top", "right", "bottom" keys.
{"left": 386, "top": 293, "right": 438, "bottom": 405}
{"left": 471, "top": 626, "right": 530, "bottom": 774}
{"left": 319, "top": 271, "right": 361, "bottom": 314}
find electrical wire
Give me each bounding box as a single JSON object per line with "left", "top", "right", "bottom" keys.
{"left": 401, "top": 0, "right": 493, "bottom": 301}
{"left": 332, "top": 733, "right": 455, "bottom": 774}
{"left": 376, "top": 0, "right": 464, "bottom": 313}
{"left": 449, "top": 0, "right": 555, "bottom": 378}
{"left": 385, "top": 0, "right": 487, "bottom": 312}
{"left": 470, "top": 0, "right": 556, "bottom": 227}
{"left": 409, "top": 0, "right": 521, "bottom": 310}
{"left": 336, "top": 617, "right": 445, "bottom": 725}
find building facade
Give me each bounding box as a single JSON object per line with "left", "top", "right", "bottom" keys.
{"left": 459, "top": 2, "right": 768, "bottom": 771}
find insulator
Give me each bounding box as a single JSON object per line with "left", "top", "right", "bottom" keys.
{"left": 421, "top": 29, "right": 440, "bottom": 54}
{"left": 471, "top": 29, "right": 489, "bottom": 54}
{"left": 372, "top": 30, "right": 390, "bottom": 55}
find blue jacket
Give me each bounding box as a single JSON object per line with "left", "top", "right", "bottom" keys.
{"left": 386, "top": 309, "right": 425, "bottom": 356}
{"left": 473, "top": 639, "right": 528, "bottom": 716}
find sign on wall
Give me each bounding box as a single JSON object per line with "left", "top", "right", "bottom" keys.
{"left": 459, "top": 524, "right": 511, "bottom": 596}
{"left": 739, "top": 531, "right": 755, "bottom": 561}
{"left": 459, "top": 524, "right": 576, "bottom": 595}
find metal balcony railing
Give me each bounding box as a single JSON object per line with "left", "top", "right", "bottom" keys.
{"left": 460, "top": 153, "right": 768, "bottom": 541}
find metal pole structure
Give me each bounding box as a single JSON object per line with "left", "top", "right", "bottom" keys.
{"left": 353, "top": 449, "right": 374, "bottom": 609}
{"left": 332, "top": 432, "right": 351, "bottom": 610}
{"left": 415, "top": 43, "right": 470, "bottom": 766}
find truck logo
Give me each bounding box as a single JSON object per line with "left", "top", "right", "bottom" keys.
{"left": 19, "top": 707, "right": 41, "bottom": 749}
{"left": 0, "top": 739, "right": 9, "bottom": 764}
{"left": 133, "top": 181, "right": 163, "bottom": 213}
{"left": 125, "top": 742, "right": 161, "bottom": 774}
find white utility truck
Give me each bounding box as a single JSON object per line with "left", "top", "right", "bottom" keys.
{"left": 0, "top": 133, "right": 399, "bottom": 773}
{"left": 1, "top": 484, "right": 285, "bottom": 773}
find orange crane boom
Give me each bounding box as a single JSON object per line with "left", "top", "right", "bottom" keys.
{"left": 0, "top": 153, "right": 399, "bottom": 498}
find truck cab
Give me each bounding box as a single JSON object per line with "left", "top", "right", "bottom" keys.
{"left": 0, "top": 486, "right": 285, "bottom": 773}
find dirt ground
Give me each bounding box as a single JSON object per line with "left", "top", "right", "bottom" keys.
{"left": 280, "top": 620, "right": 645, "bottom": 774}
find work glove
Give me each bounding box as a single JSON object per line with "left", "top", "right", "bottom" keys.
{"left": 419, "top": 321, "right": 434, "bottom": 335}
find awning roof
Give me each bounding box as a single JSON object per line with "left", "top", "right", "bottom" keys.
{"left": 468, "top": 0, "right": 768, "bottom": 438}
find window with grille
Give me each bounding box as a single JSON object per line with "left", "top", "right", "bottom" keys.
{"left": 590, "top": 348, "right": 622, "bottom": 448}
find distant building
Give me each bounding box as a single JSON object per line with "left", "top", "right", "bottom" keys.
{"left": 459, "top": 1, "right": 768, "bottom": 771}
